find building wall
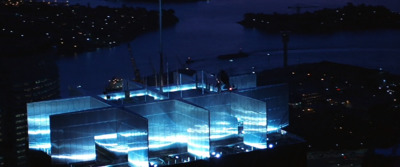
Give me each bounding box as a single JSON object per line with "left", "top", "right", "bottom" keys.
{"left": 0, "top": 55, "right": 60, "bottom": 167}
{"left": 184, "top": 93, "right": 267, "bottom": 150}
{"left": 237, "top": 84, "right": 289, "bottom": 133}
{"left": 125, "top": 100, "right": 211, "bottom": 159}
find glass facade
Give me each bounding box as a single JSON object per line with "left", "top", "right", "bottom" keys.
{"left": 237, "top": 84, "right": 289, "bottom": 133}
{"left": 125, "top": 100, "right": 210, "bottom": 159}
{"left": 26, "top": 81, "right": 288, "bottom": 166}
{"left": 27, "top": 96, "right": 110, "bottom": 154}
{"left": 50, "top": 108, "right": 148, "bottom": 167}
{"left": 184, "top": 93, "right": 267, "bottom": 150}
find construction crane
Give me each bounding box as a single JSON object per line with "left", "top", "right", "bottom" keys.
{"left": 127, "top": 43, "right": 141, "bottom": 83}
{"left": 150, "top": 58, "right": 158, "bottom": 87}
{"left": 288, "top": 4, "right": 319, "bottom": 14}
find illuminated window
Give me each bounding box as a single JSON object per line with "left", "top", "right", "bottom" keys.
{"left": 16, "top": 119, "right": 26, "bottom": 124}
{"left": 16, "top": 137, "right": 26, "bottom": 142}
{"left": 15, "top": 113, "right": 26, "bottom": 118}
{"left": 17, "top": 149, "right": 25, "bottom": 154}
{"left": 16, "top": 125, "right": 27, "bottom": 130}
{"left": 17, "top": 143, "right": 26, "bottom": 147}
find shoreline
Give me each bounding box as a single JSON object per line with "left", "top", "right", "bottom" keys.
{"left": 238, "top": 3, "right": 400, "bottom": 34}
{"left": 0, "top": 2, "right": 179, "bottom": 57}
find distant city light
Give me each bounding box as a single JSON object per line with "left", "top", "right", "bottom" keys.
{"left": 268, "top": 144, "right": 274, "bottom": 149}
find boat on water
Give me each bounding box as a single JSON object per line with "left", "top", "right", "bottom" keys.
{"left": 217, "top": 50, "right": 248, "bottom": 60}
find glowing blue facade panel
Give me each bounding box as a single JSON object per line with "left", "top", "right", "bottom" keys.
{"left": 183, "top": 94, "right": 236, "bottom": 143}
{"left": 99, "top": 89, "right": 168, "bottom": 101}
{"left": 27, "top": 96, "right": 110, "bottom": 154}
{"left": 237, "top": 84, "right": 289, "bottom": 133}
{"left": 209, "top": 111, "right": 238, "bottom": 140}
{"left": 50, "top": 108, "right": 149, "bottom": 167}
{"left": 184, "top": 93, "right": 267, "bottom": 150}
{"left": 125, "top": 100, "right": 210, "bottom": 158}
{"left": 231, "top": 94, "right": 267, "bottom": 149}
{"left": 161, "top": 83, "right": 197, "bottom": 93}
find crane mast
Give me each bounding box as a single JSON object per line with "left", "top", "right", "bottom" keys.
{"left": 127, "top": 43, "right": 141, "bottom": 83}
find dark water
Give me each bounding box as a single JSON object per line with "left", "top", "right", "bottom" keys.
{"left": 56, "top": 0, "right": 400, "bottom": 97}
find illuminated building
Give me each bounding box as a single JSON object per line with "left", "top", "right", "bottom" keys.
{"left": 27, "top": 72, "right": 289, "bottom": 167}
{"left": 0, "top": 55, "right": 60, "bottom": 167}
{"left": 27, "top": 96, "right": 111, "bottom": 155}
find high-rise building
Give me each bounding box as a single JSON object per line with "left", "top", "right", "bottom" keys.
{"left": 0, "top": 55, "right": 60, "bottom": 167}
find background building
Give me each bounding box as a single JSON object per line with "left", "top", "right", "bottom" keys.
{"left": 0, "top": 55, "right": 60, "bottom": 167}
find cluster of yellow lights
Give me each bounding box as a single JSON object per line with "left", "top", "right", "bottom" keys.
{"left": 4, "top": 0, "right": 22, "bottom": 6}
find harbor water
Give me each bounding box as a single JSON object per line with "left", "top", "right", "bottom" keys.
{"left": 55, "top": 0, "right": 400, "bottom": 97}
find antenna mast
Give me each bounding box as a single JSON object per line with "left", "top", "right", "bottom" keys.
{"left": 159, "top": 0, "right": 164, "bottom": 92}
